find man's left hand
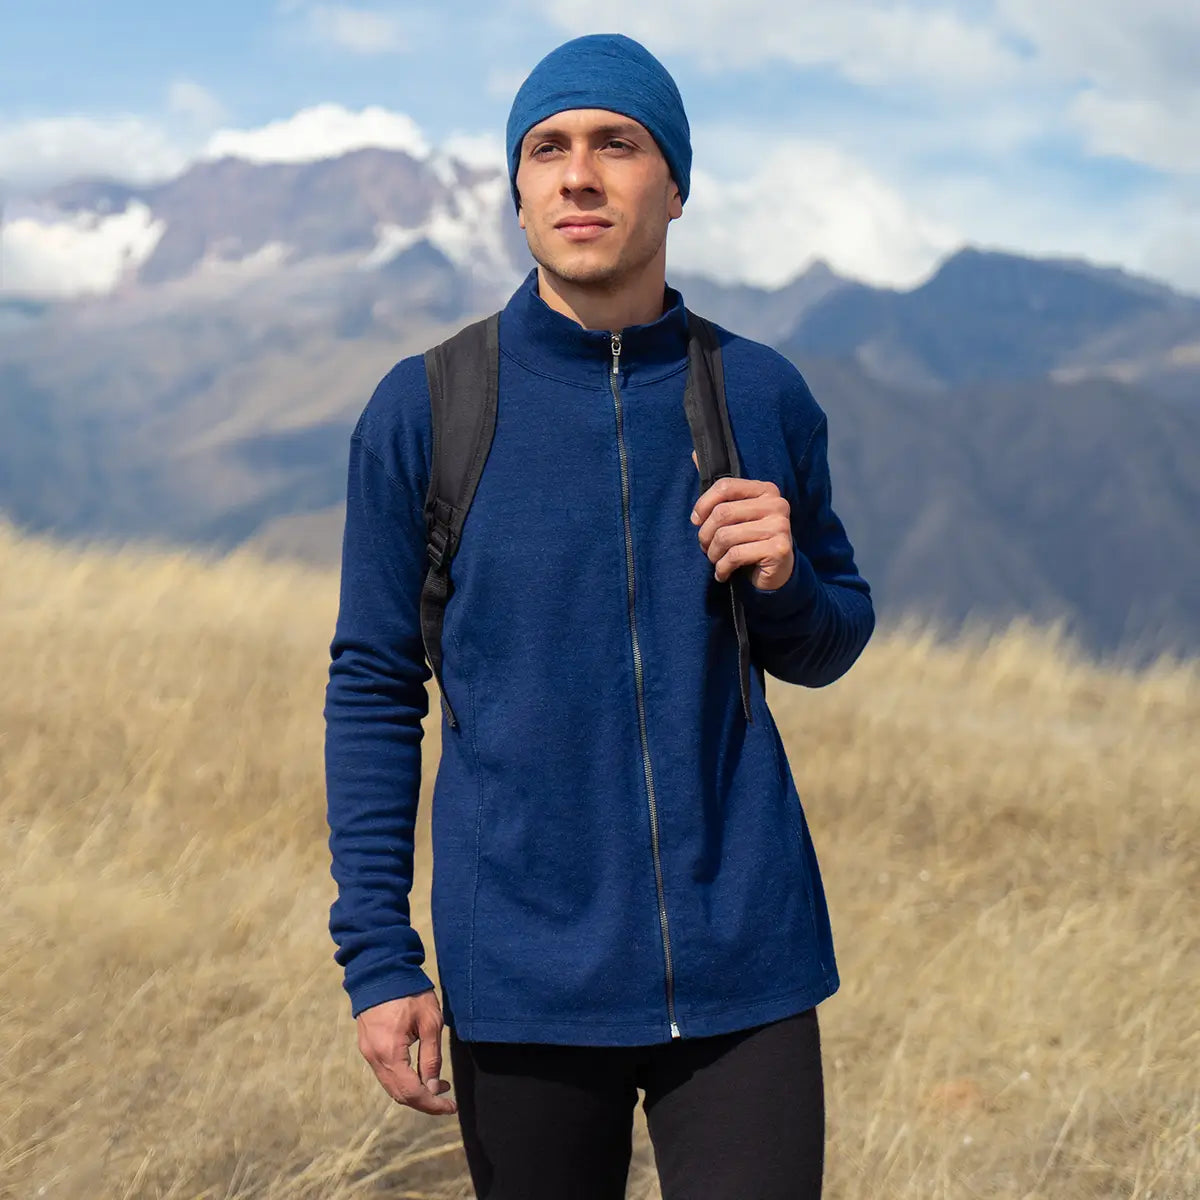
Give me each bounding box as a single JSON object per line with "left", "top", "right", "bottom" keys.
{"left": 690, "top": 450, "right": 795, "bottom": 591}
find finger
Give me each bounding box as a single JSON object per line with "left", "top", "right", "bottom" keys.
{"left": 692, "top": 476, "right": 779, "bottom": 526}
{"left": 704, "top": 516, "right": 785, "bottom": 558}
{"left": 696, "top": 500, "right": 790, "bottom": 552}
{"left": 696, "top": 499, "right": 787, "bottom": 549}
{"left": 380, "top": 1026, "right": 456, "bottom": 1113}
{"left": 379, "top": 1057, "right": 458, "bottom": 1116}
{"left": 710, "top": 527, "right": 793, "bottom": 581}
{"left": 417, "top": 1013, "right": 446, "bottom": 1094}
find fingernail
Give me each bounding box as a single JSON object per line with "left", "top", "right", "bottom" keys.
{"left": 425, "top": 1077, "right": 442, "bottom": 1093}
{"left": 690, "top": 510, "right": 699, "bottom": 524}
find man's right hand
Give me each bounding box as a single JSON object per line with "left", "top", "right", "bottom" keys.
{"left": 356, "top": 989, "right": 458, "bottom": 1116}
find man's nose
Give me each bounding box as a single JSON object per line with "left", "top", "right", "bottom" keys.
{"left": 559, "top": 144, "right": 601, "bottom": 194}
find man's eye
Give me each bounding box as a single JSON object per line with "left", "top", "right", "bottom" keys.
{"left": 606, "top": 139, "right": 633, "bottom": 151}
{"left": 531, "top": 143, "right": 558, "bottom": 157}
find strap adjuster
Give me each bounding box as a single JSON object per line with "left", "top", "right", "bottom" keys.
{"left": 426, "top": 522, "right": 453, "bottom": 570}
{"left": 424, "top": 496, "right": 458, "bottom": 570}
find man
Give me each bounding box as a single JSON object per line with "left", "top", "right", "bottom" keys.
{"left": 324, "top": 32, "right": 874, "bottom": 1200}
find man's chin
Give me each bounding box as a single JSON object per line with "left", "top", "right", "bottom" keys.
{"left": 538, "top": 252, "right": 624, "bottom": 288}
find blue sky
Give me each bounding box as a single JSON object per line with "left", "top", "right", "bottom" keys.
{"left": 1, "top": 0, "right": 1198, "bottom": 292}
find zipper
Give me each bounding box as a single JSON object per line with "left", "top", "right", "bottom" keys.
{"left": 609, "top": 330, "right": 681, "bottom": 1040}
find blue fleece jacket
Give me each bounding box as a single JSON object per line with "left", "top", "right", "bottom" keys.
{"left": 324, "top": 268, "right": 875, "bottom": 1045}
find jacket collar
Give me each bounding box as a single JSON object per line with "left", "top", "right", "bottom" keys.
{"left": 499, "top": 267, "right": 690, "bottom": 387}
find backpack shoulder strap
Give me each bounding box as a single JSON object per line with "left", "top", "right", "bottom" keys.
{"left": 419, "top": 311, "right": 500, "bottom": 729}
{"left": 683, "top": 309, "right": 759, "bottom": 721}
{"left": 683, "top": 310, "right": 741, "bottom": 491}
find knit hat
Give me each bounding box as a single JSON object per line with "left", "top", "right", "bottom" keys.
{"left": 505, "top": 33, "right": 692, "bottom": 212}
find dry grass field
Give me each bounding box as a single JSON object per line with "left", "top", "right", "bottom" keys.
{"left": 1, "top": 518, "right": 1197, "bottom": 1199}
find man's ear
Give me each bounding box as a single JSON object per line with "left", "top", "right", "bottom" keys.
{"left": 668, "top": 181, "right": 683, "bottom": 222}
{"left": 518, "top": 204, "right": 526, "bottom": 230}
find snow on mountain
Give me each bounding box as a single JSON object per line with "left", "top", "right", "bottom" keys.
{"left": 358, "top": 182, "right": 515, "bottom": 287}
{"left": 0, "top": 105, "right": 520, "bottom": 301}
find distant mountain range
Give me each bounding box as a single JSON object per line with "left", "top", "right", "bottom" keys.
{"left": 1, "top": 145, "right": 1197, "bottom": 660}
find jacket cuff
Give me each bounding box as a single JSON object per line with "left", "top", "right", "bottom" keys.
{"left": 347, "top": 968, "right": 436, "bottom": 1018}
{"left": 736, "top": 546, "right": 820, "bottom": 631}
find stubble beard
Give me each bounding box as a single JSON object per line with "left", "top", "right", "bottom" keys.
{"left": 526, "top": 217, "right": 667, "bottom": 295}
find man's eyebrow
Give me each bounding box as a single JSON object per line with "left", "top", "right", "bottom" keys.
{"left": 522, "top": 121, "right": 646, "bottom": 146}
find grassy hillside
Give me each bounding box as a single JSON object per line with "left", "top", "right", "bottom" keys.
{"left": 1, "top": 520, "right": 1196, "bottom": 1199}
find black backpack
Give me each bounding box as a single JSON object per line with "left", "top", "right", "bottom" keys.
{"left": 419, "top": 309, "right": 759, "bottom": 730}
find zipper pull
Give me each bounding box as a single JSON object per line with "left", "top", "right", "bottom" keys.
{"left": 611, "top": 331, "right": 622, "bottom": 376}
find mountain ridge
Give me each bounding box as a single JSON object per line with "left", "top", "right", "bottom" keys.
{"left": 2, "top": 145, "right": 1198, "bottom": 660}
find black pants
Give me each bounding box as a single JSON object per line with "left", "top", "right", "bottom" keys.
{"left": 448, "top": 1006, "right": 824, "bottom": 1199}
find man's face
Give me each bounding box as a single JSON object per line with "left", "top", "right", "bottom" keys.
{"left": 515, "top": 108, "right": 683, "bottom": 289}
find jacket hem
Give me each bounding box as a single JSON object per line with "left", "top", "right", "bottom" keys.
{"left": 445, "top": 971, "right": 840, "bottom": 1046}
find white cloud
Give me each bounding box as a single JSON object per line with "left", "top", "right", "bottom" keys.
{"left": 201, "top": 103, "right": 430, "bottom": 164}
{"left": 671, "top": 138, "right": 961, "bottom": 288}
{"left": 1142, "top": 200, "right": 1200, "bottom": 293}
{"left": 673, "top": 119, "right": 1200, "bottom": 295}
{"left": 534, "top": 0, "right": 1025, "bottom": 89}
{"left": 1069, "top": 90, "right": 1200, "bottom": 174}
{"left": 533, "top": 0, "right": 1200, "bottom": 177}
{"left": 167, "top": 80, "right": 228, "bottom": 128}
{"left": 193, "top": 240, "right": 294, "bottom": 278}
{"left": 997, "top": 0, "right": 1199, "bottom": 96}
{"left": 526, "top": 0, "right": 1200, "bottom": 292}
{"left": 890, "top": 161, "right": 1200, "bottom": 295}
{"left": 996, "top": 0, "right": 1200, "bottom": 173}
{"left": 278, "top": 2, "right": 408, "bottom": 54}
{"left": 0, "top": 201, "right": 165, "bottom": 298}
{"left": 307, "top": 4, "right": 407, "bottom": 53}
{"left": 0, "top": 115, "right": 188, "bottom": 190}
{"left": 440, "top": 130, "right": 506, "bottom": 172}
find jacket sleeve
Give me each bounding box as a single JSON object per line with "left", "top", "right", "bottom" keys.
{"left": 735, "top": 407, "right": 875, "bottom": 688}
{"left": 324, "top": 379, "right": 435, "bottom": 1017}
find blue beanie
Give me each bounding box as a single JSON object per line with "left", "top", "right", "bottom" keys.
{"left": 505, "top": 33, "right": 692, "bottom": 212}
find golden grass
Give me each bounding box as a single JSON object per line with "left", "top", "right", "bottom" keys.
{"left": 1, "top": 518, "right": 1196, "bottom": 1199}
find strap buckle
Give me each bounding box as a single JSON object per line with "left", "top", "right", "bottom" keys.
{"left": 425, "top": 498, "right": 457, "bottom": 571}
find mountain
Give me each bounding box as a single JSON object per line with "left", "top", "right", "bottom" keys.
{"left": 2, "top": 145, "right": 1198, "bottom": 660}
{"left": 779, "top": 247, "right": 1200, "bottom": 398}
{"left": 39, "top": 147, "right": 525, "bottom": 293}
{"left": 0, "top": 270, "right": 461, "bottom": 544}
{"left": 794, "top": 358, "right": 1200, "bottom": 657}
{"left": 670, "top": 260, "right": 850, "bottom": 346}
{"left": 18, "top": 153, "right": 1200, "bottom": 402}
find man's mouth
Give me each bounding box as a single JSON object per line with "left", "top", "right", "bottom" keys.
{"left": 549, "top": 217, "right": 609, "bottom": 240}
{"left": 554, "top": 216, "right": 613, "bottom": 241}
